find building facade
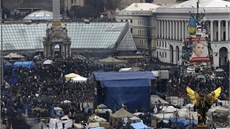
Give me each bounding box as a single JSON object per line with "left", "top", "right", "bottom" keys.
{"left": 117, "top": 0, "right": 230, "bottom": 67}
{"left": 156, "top": 0, "right": 230, "bottom": 67}
{"left": 116, "top": 3, "right": 159, "bottom": 59}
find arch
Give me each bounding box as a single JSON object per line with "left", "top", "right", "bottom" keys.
{"left": 219, "top": 47, "right": 228, "bottom": 67}
{"left": 176, "top": 46, "right": 179, "bottom": 63}
{"left": 170, "top": 45, "right": 174, "bottom": 63}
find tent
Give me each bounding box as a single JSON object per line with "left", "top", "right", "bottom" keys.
{"left": 71, "top": 76, "right": 87, "bottom": 82}
{"left": 130, "top": 122, "right": 150, "bottom": 129}
{"left": 65, "top": 73, "right": 79, "bottom": 81}
{"left": 13, "top": 61, "right": 36, "bottom": 69}
{"left": 94, "top": 71, "right": 155, "bottom": 111}
{"left": 110, "top": 108, "right": 134, "bottom": 127}
{"left": 43, "top": 59, "right": 53, "bottom": 65}
{"left": 96, "top": 57, "right": 127, "bottom": 64}
{"left": 110, "top": 108, "right": 134, "bottom": 118}
{"left": 89, "top": 114, "right": 107, "bottom": 122}
{"left": 4, "top": 53, "right": 25, "bottom": 60}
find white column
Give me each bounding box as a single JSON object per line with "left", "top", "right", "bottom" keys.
{"left": 158, "top": 20, "right": 160, "bottom": 38}
{"left": 172, "top": 21, "right": 175, "bottom": 39}
{"left": 182, "top": 21, "right": 184, "bottom": 40}
{"left": 210, "top": 20, "right": 213, "bottom": 41}
{"left": 169, "top": 21, "right": 171, "bottom": 39}
{"left": 179, "top": 21, "right": 181, "bottom": 40}
{"left": 164, "top": 20, "right": 167, "bottom": 38}
{"left": 161, "top": 20, "right": 164, "bottom": 38}
{"left": 175, "top": 20, "right": 178, "bottom": 40}
{"left": 226, "top": 20, "right": 228, "bottom": 41}
{"left": 218, "top": 20, "right": 221, "bottom": 41}
{"left": 167, "top": 20, "right": 169, "bottom": 39}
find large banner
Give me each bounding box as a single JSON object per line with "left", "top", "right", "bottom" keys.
{"left": 190, "top": 40, "right": 209, "bottom": 62}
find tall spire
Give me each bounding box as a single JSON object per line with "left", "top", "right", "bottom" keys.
{"left": 52, "top": 0, "right": 61, "bottom": 27}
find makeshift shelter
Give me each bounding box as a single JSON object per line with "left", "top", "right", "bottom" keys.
{"left": 110, "top": 108, "right": 134, "bottom": 127}
{"left": 43, "top": 59, "right": 53, "bottom": 65}
{"left": 129, "top": 116, "right": 142, "bottom": 124}
{"left": 89, "top": 114, "right": 107, "bottom": 122}
{"left": 65, "top": 73, "right": 79, "bottom": 81}
{"left": 71, "top": 76, "right": 87, "bottom": 82}
{"left": 94, "top": 71, "right": 155, "bottom": 111}
{"left": 96, "top": 57, "right": 127, "bottom": 64}
{"left": 13, "top": 61, "right": 36, "bottom": 69}
{"left": 130, "top": 122, "right": 150, "bottom": 129}
{"left": 4, "top": 53, "right": 25, "bottom": 60}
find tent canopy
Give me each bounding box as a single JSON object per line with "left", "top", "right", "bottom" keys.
{"left": 94, "top": 71, "right": 155, "bottom": 111}
{"left": 65, "top": 73, "right": 79, "bottom": 81}
{"left": 13, "top": 61, "right": 36, "bottom": 69}
{"left": 43, "top": 59, "right": 53, "bottom": 65}
{"left": 4, "top": 53, "right": 25, "bottom": 59}
{"left": 130, "top": 122, "right": 150, "bottom": 129}
{"left": 96, "top": 56, "right": 127, "bottom": 64}
{"left": 94, "top": 71, "right": 155, "bottom": 81}
{"left": 110, "top": 108, "right": 133, "bottom": 118}
{"left": 71, "top": 76, "right": 87, "bottom": 82}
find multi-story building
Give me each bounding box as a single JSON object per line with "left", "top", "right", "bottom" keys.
{"left": 156, "top": 0, "right": 230, "bottom": 67}
{"left": 116, "top": 3, "right": 160, "bottom": 59}
{"left": 117, "top": 0, "right": 230, "bottom": 67}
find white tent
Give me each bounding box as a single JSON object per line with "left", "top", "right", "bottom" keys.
{"left": 65, "top": 73, "right": 79, "bottom": 81}
{"left": 71, "top": 76, "right": 87, "bottom": 82}
{"left": 43, "top": 59, "right": 53, "bottom": 65}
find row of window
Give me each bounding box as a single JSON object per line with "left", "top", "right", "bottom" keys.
{"left": 157, "top": 41, "right": 167, "bottom": 48}
{"left": 139, "top": 39, "right": 147, "bottom": 47}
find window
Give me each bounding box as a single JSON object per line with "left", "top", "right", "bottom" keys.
{"left": 130, "top": 20, "right": 133, "bottom": 23}
{"left": 130, "top": 28, "right": 133, "bottom": 33}
{"left": 121, "top": 20, "right": 123, "bottom": 22}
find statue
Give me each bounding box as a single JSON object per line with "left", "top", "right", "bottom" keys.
{"left": 186, "top": 86, "right": 221, "bottom": 128}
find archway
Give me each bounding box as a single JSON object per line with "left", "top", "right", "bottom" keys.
{"left": 170, "top": 45, "right": 174, "bottom": 63}
{"left": 176, "top": 46, "right": 179, "bottom": 64}
{"left": 219, "top": 47, "right": 228, "bottom": 67}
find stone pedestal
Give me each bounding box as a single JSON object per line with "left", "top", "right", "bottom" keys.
{"left": 194, "top": 124, "right": 210, "bottom": 129}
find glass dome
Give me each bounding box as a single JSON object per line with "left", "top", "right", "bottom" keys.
{"left": 23, "top": 10, "right": 53, "bottom": 21}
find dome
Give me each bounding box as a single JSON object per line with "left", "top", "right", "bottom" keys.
{"left": 24, "top": 10, "right": 53, "bottom": 20}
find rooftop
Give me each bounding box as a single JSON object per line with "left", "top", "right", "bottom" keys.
{"left": 23, "top": 10, "right": 53, "bottom": 21}
{"left": 170, "top": 0, "right": 230, "bottom": 8}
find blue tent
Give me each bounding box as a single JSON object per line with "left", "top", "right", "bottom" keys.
{"left": 13, "top": 61, "right": 36, "bottom": 69}
{"left": 130, "top": 122, "right": 150, "bottom": 129}
{"left": 164, "top": 117, "right": 198, "bottom": 127}
{"left": 94, "top": 71, "right": 155, "bottom": 111}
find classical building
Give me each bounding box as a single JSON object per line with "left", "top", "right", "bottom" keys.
{"left": 156, "top": 0, "right": 230, "bottom": 67}
{"left": 116, "top": 0, "right": 230, "bottom": 67}
{"left": 116, "top": 3, "right": 160, "bottom": 59}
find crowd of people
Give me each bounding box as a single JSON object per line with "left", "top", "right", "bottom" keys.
{"left": 0, "top": 53, "right": 229, "bottom": 128}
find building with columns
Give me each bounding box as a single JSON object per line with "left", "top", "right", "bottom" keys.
{"left": 156, "top": 0, "right": 230, "bottom": 67}
{"left": 117, "top": 0, "right": 230, "bottom": 67}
